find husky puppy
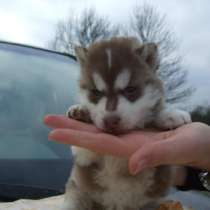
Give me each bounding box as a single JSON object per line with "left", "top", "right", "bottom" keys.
{"left": 63, "top": 37, "right": 191, "bottom": 210}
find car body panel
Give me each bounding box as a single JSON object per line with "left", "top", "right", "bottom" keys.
{"left": 0, "top": 41, "right": 77, "bottom": 201}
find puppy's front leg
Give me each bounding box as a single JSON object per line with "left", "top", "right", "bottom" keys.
{"left": 155, "top": 107, "right": 191, "bottom": 130}
{"left": 62, "top": 179, "right": 92, "bottom": 210}
{"left": 63, "top": 105, "right": 100, "bottom": 210}
{"left": 72, "top": 146, "right": 100, "bottom": 167}
{"left": 66, "top": 104, "right": 91, "bottom": 123}
{"left": 67, "top": 104, "right": 99, "bottom": 166}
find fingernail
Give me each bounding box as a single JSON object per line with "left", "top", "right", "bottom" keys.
{"left": 48, "top": 131, "right": 56, "bottom": 140}
{"left": 132, "top": 161, "right": 147, "bottom": 175}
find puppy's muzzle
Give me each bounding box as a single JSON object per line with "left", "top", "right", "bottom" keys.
{"left": 103, "top": 116, "right": 121, "bottom": 133}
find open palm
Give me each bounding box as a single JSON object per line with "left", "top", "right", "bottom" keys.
{"left": 44, "top": 115, "right": 210, "bottom": 174}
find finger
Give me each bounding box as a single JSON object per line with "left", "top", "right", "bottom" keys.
{"left": 129, "top": 137, "right": 188, "bottom": 175}
{"left": 123, "top": 129, "right": 176, "bottom": 142}
{"left": 44, "top": 114, "right": 99, "bottom": 133}
{"left": 49, "top": 129, "right": 131, "bottom": 157}
{"left": 152, "top": 129, "right": 177, "bottom": 141}
{"left": 139, "top": 129, "right": 177, "bottom": 141}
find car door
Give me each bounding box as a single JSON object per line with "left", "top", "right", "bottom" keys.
{"left": 0, "top": 42, "right": 78, "bottom": 201}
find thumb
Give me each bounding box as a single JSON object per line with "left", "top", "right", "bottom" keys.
{"left": 129, "top": 138, "right": 179, "bottom": 175}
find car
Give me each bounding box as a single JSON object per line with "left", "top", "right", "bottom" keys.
{"left": 1, "top": 41, "right": 210, "bottom": 210}
{"left": 0, "top": 41, "right": 78, "bottom": 201}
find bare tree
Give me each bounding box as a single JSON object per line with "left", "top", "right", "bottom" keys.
{"left": 48, "top": 8, "right": 119, "bottom": 55}
{"left": 48, "top": 5, "right": 192, "bottom": 104}
{"left": 76, "top": 8, "right": 119, "bottom": 47}
{"left": 48, "top": 18, "right": 76, "bottom": 55}
{"left": 131, "top": 4, "right": 193, "bottom": 104}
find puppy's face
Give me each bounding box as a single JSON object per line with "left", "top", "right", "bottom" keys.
{"left": 76, "top": 38, "right": 164, "bottom": 134}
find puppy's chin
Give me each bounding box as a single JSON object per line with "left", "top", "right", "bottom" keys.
{"left": 103, "top": 128, "right": 125, "bottom": 135}
{"left": 101, "top": 126, "right": 134, "bottom": 135}
{"left": 92, "top": 118, "right": 138, "bottom": 135}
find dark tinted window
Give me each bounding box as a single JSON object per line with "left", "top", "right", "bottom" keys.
{"left": 0, "top": 43, "right": 79, "bottom": 159}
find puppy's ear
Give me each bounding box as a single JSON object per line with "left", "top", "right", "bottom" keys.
{"left": 135, "top": 43, "right": 159, "bottom": 71}
{"left": 75, "top": 46, "right": 88, "bottom": 65}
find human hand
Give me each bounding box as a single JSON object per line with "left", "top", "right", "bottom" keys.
{"left": 44, "top": 115, "right": 210, "bottom": 175}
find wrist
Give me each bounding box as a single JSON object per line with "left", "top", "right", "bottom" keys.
{"left": 173, "top": 166, "right": 187, "bottom": 186}
{"left": 176, "top": 167, "right": 208, "bottom": 191}
{"left": 196, "top": 160, "right": 210, "bottom": 172}
{"left": 205, "top": 160, "right": 210, "bottom": 172}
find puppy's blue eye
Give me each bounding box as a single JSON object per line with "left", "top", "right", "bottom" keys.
{"left": 121, "top": 86, "right": 139, "bottom": 101}
{"left": 90, "top": 89, "right": 104, "bottom": 98}
{"left": 123, "top": 86, "right": 138, "bottom": 95}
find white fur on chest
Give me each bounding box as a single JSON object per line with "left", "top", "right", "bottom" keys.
{"left": 94, "top": 156, "right": 156, "bottom": 210}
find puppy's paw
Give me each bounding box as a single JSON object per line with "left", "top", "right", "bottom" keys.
{"left": 72, "top": 146, "right": 99, "bottom": 166}
{"left": 156, "top": 108, "right": 191, "bottom": 130}
{"left": 66, "top": 104, "right": 91, "bottom": 122}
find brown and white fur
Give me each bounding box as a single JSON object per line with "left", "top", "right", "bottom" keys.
{"left": 63, "top": 37, "right": 191, "bottom": 210}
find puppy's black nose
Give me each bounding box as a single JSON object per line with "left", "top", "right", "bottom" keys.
{"left": 104, "top": 116, "right": 120, "bottom": 131}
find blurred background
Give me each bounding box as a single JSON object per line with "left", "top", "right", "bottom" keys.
{"left": 0, "top": 0, "right": 210, "bottom": 111}
{"left": 0, "top": 0, "right": 209, "bottom": 207}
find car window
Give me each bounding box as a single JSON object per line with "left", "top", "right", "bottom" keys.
{"left": 0, "top": 42, "right": 79, "bottom": 159}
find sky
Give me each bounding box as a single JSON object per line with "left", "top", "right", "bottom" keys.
{"left": 0, "top": 0, "right": 209, "bottom": 109}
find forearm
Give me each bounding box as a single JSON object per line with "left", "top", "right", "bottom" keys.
{"left": 197, "top": 160, "right": 210, "bottom": 172}
{"left": 174, "top": 167, "right": 187, "bottom": 187}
